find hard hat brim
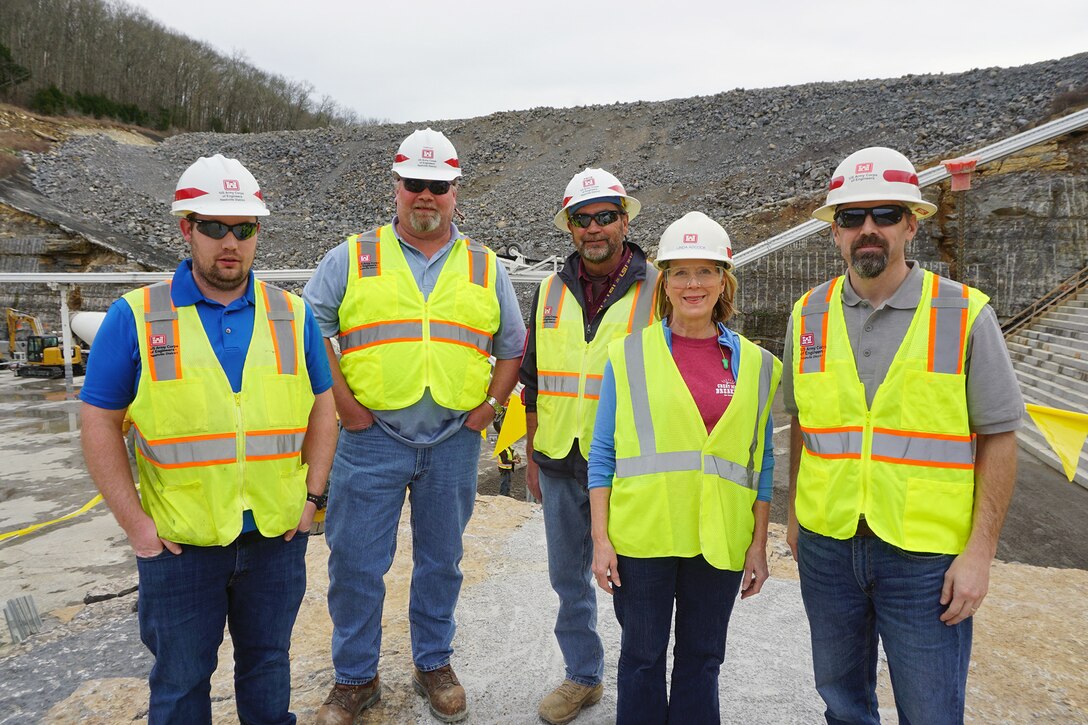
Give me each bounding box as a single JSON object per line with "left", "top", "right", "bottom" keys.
{"left": 392, "top": 164, "right": 462, "bottom": 182}
{"left": 172, "top": 200, "right": 271, "bottom": 217}
{"left": 653, "top": 250, "right": 734, "bottom": 271}
{"left": 553, "top": 196, "right": 641, "bottom": 232}
{"left": 812, "top": 196, "right": 938, "bottom": 223}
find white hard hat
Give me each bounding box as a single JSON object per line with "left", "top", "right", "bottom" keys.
{"left": 171, "top": 154, "right": 269, "bottom": 217}
{"left": 812, "top": 147, "right": 937, "bottom": 223}
{"left": 392, "top": 127, "right": 462, "bottom": 181}
{"left": 654, "top": 211, "right": 734, "bottom": 270}
{"left": 553, "top": 168, "right": 641, "bottom": 232}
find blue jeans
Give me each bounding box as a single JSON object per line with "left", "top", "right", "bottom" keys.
{"left": 539, "top": 470, "right": 604, "bottom": 687}
{"left": 325, "top": 423, "right": 480, "bottom": 683}
{"left": 797, "top": 525, "right": 973, "bottom": 725}
{"left": 611, "top": 554, "right": 743, "bottom": 725}
{"left": 136, "top": 530, "right": 309, "bottom": 725}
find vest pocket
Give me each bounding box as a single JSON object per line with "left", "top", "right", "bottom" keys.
{"left": 149, "top": 380, "right": 209, "bottom": 435}
{"left": 901, "top": 370, "right": 969, "bottom": 433}
{"left": 258, "top": 373, "right": 307, "bottom": 428}
{"left": 795, "top": 371, "right": 842, "bottom": 426}
{"left": 902, "top": 477, "right": 973, "bottom": 554}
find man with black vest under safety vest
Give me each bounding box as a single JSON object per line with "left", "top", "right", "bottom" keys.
{"left": 519, "top": 168, "right": 657, "bottom": 724}
{"left": 81, "top": 154, "right": 337, "bottom": 725}
{"left": 783, "top": 146, "right": 1024, "bottom": 724}
{"left": 304, "top": 128, "right": 525, "bottom": 724}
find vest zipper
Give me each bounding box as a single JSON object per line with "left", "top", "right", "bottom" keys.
{"left": 235, "top": 392, "right": 249, "bottom": 514}
{"left": 860, "top": 409, "right": 872, "bottom": 516}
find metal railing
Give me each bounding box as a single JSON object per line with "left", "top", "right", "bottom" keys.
{"left": 1002, "top": 263, "right": 1088, "bottom": 338}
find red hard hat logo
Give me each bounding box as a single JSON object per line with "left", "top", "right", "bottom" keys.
{"left": 855, "top": 163, "right": 873, "bottom": 174}
{"left": 151, "top": 334, "right": 167, "bottom": 346}
{"left": 223, "top": 179, "right": 240, "bottom": 191}
{"left": 683, "top": 233, "right": 698, "bottom": 243}
{"left": 583, "top": 177, "right": 595, "bottom": 187}
{"left": 422, "top": 148, "right": 434, "bottom": 159}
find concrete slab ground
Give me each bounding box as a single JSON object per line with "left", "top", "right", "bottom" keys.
{"left": 1, "top": 372, "right": 1086, "bottom": 723}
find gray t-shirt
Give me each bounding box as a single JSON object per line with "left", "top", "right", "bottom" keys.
{"left": 782, "top": 262, "right": 1023, "bottom": 435}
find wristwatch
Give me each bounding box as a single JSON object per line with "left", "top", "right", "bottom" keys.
{"left": 484, "top": 395, "right": 507, "bottom": 417}
{"left": 306, "top": 492, "right": 328, "bottom": 510}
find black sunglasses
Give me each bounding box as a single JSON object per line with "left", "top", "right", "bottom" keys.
{"left": 834, "top": 206, "right": 907, "bottom": 229}
{"left": 569, "top": 210, "right": 625, "bottom": 228}
{"left": 188, "top": 217, "right": 259, "bottom": 241}
{"left": 401, "top": 178, "right": 453, "bottom": 195}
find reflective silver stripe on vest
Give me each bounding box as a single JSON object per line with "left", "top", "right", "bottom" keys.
{"left": 614, "top": 331, "right": 769, "bottom": 485}
{"left": 134, "top": 428, "right": 237, "bottom": 468}
{"left": 245, "top": 430, "right": 306, "bottom": 460}
{"left": 798, "top": 279, "right": 835, "bottom": 375}
{"left": 466, "top": 239, "right": 489, "bottom": 287}
{"left": 541, "top": 275, "right": 565, "bottom": 330}
{"left": 355, "top": 231, "right": 380, "bottom": 279}
{"left": 339, "top": 320, "right": 424, "bottom": 352}
{"left": 145, "top": 281, "right": 179, "bottom": 382}
{"left": 263, "top": 283, "right": 298, "bottom": 376}
{"left": 430, "top": 320, "right": 493, "bottom": 354}
{"left": 540, "top": 373, "right": 580, "bottom": 395}
{"left": 584, "top": 375, "right": 603, "bottom": 399}
{"left": 628, "top": 268, "right": 659, "bottom": 331}
{"left": 801, "top": 428, "right": 863, "bottom": 457}
{"left": 930, "top": 276, "right": 969, "bottom": 375}
{"left": 871, "top": 429, "right": 974, "bottom": 467}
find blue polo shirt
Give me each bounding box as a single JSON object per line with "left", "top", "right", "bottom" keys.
{"left": 81, "top": 260, "right": 333, "bottom": 534}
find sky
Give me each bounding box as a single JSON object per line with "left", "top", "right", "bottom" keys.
{"left": 122, "top": 0, "right": 1088, "bottom": 125}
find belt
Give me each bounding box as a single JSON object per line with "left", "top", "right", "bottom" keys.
{"left": 854, "top": 517, "right": 876, "bottom": 537}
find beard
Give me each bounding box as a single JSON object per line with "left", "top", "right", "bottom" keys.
{"left": 578, "top": 236, "right": 622, "bottom": 264}
{"left": 194, "top": 256, "right": 249, "bottom": 291}
{"left": 407, "top": 207, "right": 443, "bottom": 234}
{"left": 850, "top": 234, "right": 889, "bottom": 279}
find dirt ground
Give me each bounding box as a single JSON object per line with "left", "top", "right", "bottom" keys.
{"left": 1, "top": 376, "right": 1087, "bottom": 723}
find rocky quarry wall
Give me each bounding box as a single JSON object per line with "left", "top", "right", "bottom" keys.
{"left": 2, "top": 52, "right": 1087, "bottom": 343}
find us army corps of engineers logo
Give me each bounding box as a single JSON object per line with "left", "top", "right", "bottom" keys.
{"left": 799, "top": 331, "right": 824, "bottom": 362}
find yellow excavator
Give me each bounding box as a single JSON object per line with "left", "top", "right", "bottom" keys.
{"left": 4, "top": 308, "right": 84, "bottom": 378}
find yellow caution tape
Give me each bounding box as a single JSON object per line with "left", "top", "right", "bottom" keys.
{"left": 0, "top": 493, "right": 105, "bottom": 543}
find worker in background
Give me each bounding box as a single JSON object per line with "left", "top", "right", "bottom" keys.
{"left": 518, "top": 168, "right": 657, "bottom": 724}
{"left": 589, "top": 212, "right": 779, "bottom": 724}
{"left": 80, "top": 154, "right": 337, "bottom": 724}
{"left": 493, "top": 414, "right": 522, "bottom": 497}
{"left": 784, "top": 147, "right": 1023, "bottom": 724}
{"left": 304, "top": 128, "right": 525, "bottom": 725}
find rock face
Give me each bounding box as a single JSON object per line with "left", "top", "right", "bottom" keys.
{"left": 4, "top": 52, "right": 1088, "bottom": 342}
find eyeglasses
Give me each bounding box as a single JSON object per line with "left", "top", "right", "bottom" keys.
{"left": 401, "top": 178, "right": 453, "bottom": 195}
{"left": 189, "top": 217, "right": 259, "bottom": 241}
{"left": 834, "top": 206, "right": 907, "bottom": 229}
{"left": 569, "top": 210, "right": 625, "bottom": 228}
{"left": 666, "top": 266, "right": 724, "bottom": 287}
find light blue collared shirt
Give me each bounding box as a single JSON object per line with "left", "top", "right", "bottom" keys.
{"left": 303, "top": 219, "right": 526, "bottom": 447}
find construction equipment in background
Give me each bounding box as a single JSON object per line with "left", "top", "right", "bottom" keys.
{"left": 4, "top": 308, "right": 84, "bottom": 378}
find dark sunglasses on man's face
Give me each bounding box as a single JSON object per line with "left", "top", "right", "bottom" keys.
{"left": 834, "top": 206, "right": 907, "bottom": 229}
{"left": 189, "top": 217, "right": 259, "bottom": 241}
{"left": 569, "top": 210, "right": 625, "bottom": 229}
{"left": 401, "top": 178, "right": 453, "bottom": 195}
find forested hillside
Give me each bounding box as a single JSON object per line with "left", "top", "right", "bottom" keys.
{"left": 0, "top": 0, "right": 369, "bottom": 132}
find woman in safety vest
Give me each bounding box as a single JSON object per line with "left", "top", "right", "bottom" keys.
{"left": 587, "top": 211, "right": 780, "bottom": 724}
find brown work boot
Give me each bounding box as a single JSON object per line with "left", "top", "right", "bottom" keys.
{"left": 412, "top": 664, "right": 468, "bottom": 722}
{"left": 538, "top": 679, "right": 604, "bottom": 725}
{"left": 315, "top": 676, "right": 381, "bottom": 724}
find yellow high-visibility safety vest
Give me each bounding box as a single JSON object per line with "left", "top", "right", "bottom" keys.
{"left": 124, "top": 280, "right": 315, "bottom": 546}
{"left": 608, "top": 322, "right": 781, "bottom": 571}
{"left": 337, "top": 225, "right": 501, "bottom": 411}
{"left": 791, "top": 270, "right": 989, "bottom": 554}
{"left": 533, "top": 266, "right": 658, "bottom": 459}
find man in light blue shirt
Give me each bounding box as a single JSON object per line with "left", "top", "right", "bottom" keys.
{"left": 305, "top": 128, "right": 525, "bottom": 725}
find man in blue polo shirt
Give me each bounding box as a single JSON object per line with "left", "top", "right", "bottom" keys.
{"left": 80, "top": 154, "right": 336, "bottom": 725}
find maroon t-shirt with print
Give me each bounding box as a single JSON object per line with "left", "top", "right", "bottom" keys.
{"left": 671, "top": 332, "right": 735, "bottom": 434}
